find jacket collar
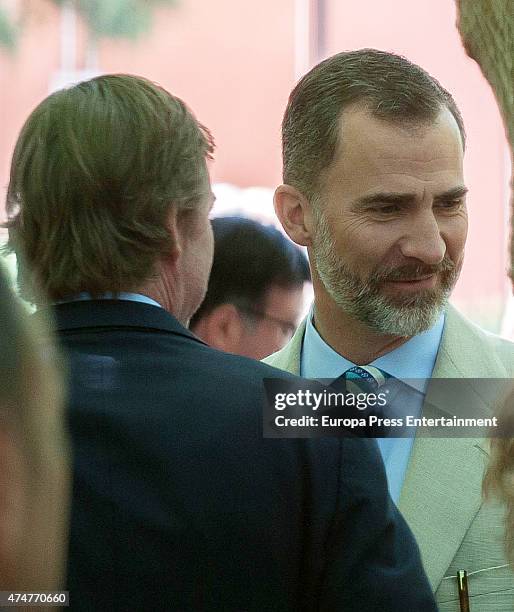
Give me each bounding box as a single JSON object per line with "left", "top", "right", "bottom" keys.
{"left": 263, "top": 318, "right": 305, "bottom": 374}
{"left": 35, "top": 299, "right": 206, "bottom": 346}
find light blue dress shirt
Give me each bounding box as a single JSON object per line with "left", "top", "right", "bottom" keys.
{"left": 56, "top": 292, "right": 163, "bottom": 309}
{"left": 301, "top": 309, "right": 445, "bottom": 503}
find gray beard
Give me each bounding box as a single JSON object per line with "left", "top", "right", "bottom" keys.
{"left": 310, "top": 211, "right": 460, "bottom": 337}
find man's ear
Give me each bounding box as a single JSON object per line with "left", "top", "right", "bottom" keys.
{"left": 163, "top": 207, "right": 183, "bottom": 264}
{"left": 274, "top": 185, "right": 314, "bottom": 247}
{"left": 192, "top": 304, "right": 244, "bottom": 353}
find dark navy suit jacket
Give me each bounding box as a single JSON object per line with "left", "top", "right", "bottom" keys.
{"left": 40, "top": 300, "right": 436, "bottom": 611}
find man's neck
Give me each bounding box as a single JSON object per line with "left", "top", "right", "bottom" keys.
{"left": 136, "top": 268, "right": 188, "bottom": 326}
{"left": 313, "top": 299, "right": 410, "bottom": 365}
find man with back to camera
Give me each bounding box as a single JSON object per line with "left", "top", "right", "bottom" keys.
{"left": 4, "top": 74, "right": 437, "bottom": 611}
{"left": 264, "top": 48, "right": 514, "bottom": 609}
{"left": 190, "top": 215, "right": 310, "bottom": 359}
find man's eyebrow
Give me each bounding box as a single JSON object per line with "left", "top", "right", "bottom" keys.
{"left": 354, "top": 192, "right": 416, "bottom": 207}
{"left": 433, "top": 186, "right": 468, "bottom": 201}
{"left": 354, "top": 185, "right": 468, "bottom": 207}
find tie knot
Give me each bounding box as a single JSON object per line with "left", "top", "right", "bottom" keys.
{"left": 341, "top": 365, "right": 391, "bottom": 392}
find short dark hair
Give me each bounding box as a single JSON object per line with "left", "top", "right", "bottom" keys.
{"left": 5, "top": 74, "right": 214, "bottom": 303}
{"left": 282, "top": 48, "right": 465, "bottom": 201}
{"left": 190, "top": 216, "right": 310, "bottom": 325}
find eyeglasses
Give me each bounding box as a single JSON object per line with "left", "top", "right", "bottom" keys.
{"left": 237, "top": 307, "right": 298, "bottom": 339}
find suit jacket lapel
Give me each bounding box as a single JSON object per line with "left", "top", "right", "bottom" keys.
{"left": 399, "top": 305, "right": 502, "bottom": 590}
{"left": 398, "top": 433, "right": 486, "bottom": 589}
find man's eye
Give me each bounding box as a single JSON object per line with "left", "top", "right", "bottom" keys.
{"left": 371, "top": 205, "right": 400, "bottom": 215}
{"left": 437, "top": 198, "right": 463, "bottom": 210}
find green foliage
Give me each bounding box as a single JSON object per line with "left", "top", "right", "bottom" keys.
{"left": 0, "top": 5, "right": 17, "bottom": 50}
{"left": 51, "top": 0, "right": 176, "bottom": 40}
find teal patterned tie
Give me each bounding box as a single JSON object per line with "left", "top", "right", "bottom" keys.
{"left": 331, "top": 366, "right": 393, "bottom": 436}
{"left": 341, "top": 365, "right": 391, "bottom": 393}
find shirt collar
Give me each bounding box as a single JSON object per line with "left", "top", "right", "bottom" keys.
{"left": 55, "top": 291, "right": 163, "bottom": 309}
{"left": 301, "top": 305, "right": 445, "bottom": 391}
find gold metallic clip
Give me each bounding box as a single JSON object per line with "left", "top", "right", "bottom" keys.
{"left": 457, "top": 569, "right": 470, "bottom": 612}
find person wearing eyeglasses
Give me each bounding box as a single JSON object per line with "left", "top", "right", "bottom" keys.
{"left": 190, "top": 216, "right": 310, "bottom": 359}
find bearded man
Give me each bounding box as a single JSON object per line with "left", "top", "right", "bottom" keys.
{"left": 4, "top": 73, "right": 438, "bottom": 611}
{"left": 265, "top": 48, "right": 514, "bottom": 610}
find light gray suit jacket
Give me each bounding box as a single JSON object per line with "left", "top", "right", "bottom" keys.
{"left": 264, "top": 305, "right": 514, "bottom": 611}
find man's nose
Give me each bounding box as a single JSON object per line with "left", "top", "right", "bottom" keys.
{"left": 398, "top": 213, "right": 446, "bottom": 265}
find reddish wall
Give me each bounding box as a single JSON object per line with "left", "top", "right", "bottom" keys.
{"left": 0, "top": 0, "right": 510, "bottom": 327}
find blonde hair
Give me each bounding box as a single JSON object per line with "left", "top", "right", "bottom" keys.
{"left": 0, "top": 262, "right": 70, "bottom": 590}
{"left": 5, "top": 74, "right": 214, "bottom": 303}
{"left": 0, "top": 263, "right": 64, "bottom": 462}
